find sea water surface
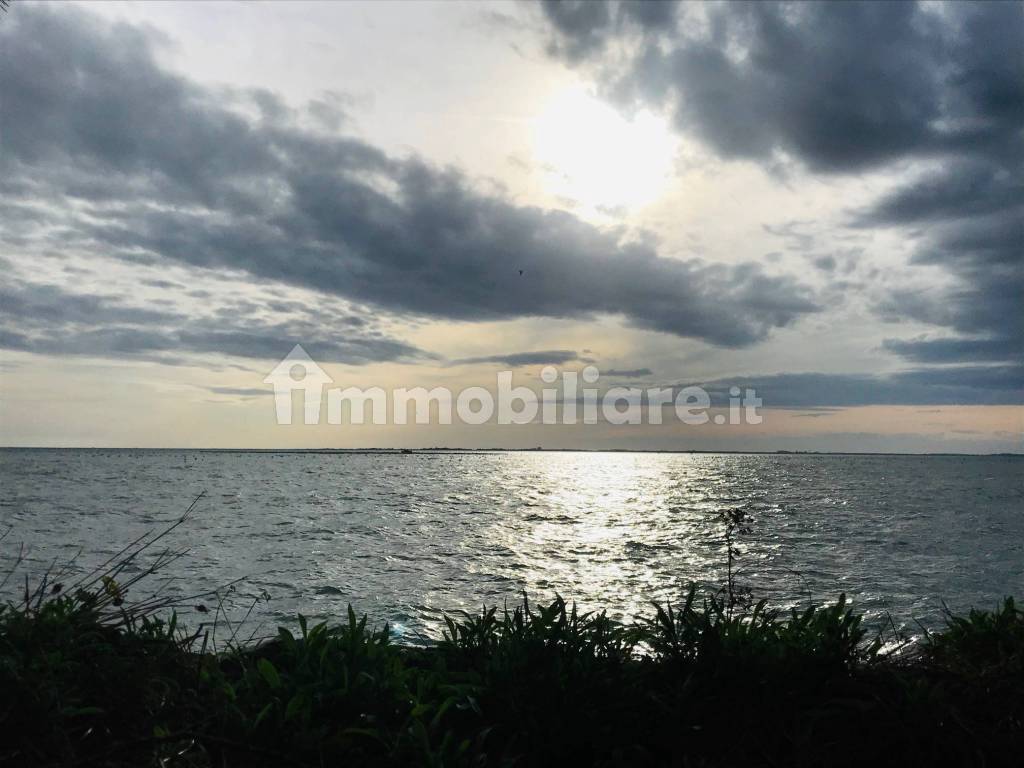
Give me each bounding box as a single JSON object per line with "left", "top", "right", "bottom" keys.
{"left": 1, "top": 449, "right": 1021, "bottom": 642}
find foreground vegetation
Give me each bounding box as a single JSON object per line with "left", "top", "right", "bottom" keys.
{"left": 1, "top": 504, "right": 1021, "bottom": 767}
{"left": 2, "top": 582, "right": 1022, "bottom": 767}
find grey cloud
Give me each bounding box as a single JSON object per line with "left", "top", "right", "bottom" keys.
{"left": 540, "top": 2, "right": 1021, "bottom": 172}
{"left": 307, "top": 93, "right": 347, "bottom": 132}
{"left": 863, "top": 160, "right": 1023, "bottom": 225}
{"left": 0, "top": 282, "right": 184, "bottom": 328}
{"left": 176, "top": 329, "right": 424, "bottom": 366}
{"left": 562, "top": 367, "right": 1022, "bottom": 407}
{"left": 0, "top": 5, "right": 818, "bottom": 353}
{"left": 539, "top": 0, "right": 614, "bottom": 62}
{"left": 449, "top": 350, "right": 579, "bottom": 367}
{"left": 762, "top": 221, "right": 814, "bottom": 252}
{"left": 882, "top": 337, "right": 1023, "bottom": 364}
{"left": 604, "top": 368, "right": 653, "bottom": 377}
{"left": 617, "top": 0, "right": 679, "bottom": 32}
{"left": 141, "top": 279, "right": 187, "bottom": 290}
{"left": 890, "top": 365, "right": 1023, "bottom": 393}
{"left": 692, "top": 367, "right": 1024, "bottom": 407}
{"left": 539, "top": 0, "right": 678, "bottom": 62}
{"left": 206, "top": 386, "right": 272, "bottom": 397}
{"left": 538, "top": 1, "right": 1022, "bottom": 370}
{"left": 863, "top": 162, "right": 1022, "bottom": 365}
{"left": 0, "top": 279, "right": 426, "bottom": 365}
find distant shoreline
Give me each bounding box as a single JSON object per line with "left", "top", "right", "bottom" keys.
{"left": 1, "top": 446, "right": 1020, "bottom": 457}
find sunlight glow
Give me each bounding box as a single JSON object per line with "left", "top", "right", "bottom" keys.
{"left": 532, "top": 86, "right": 677, "bottom": 215}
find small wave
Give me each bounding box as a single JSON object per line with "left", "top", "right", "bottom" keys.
{"left": 314, "top": 585, "right": 345, "bottom": 595}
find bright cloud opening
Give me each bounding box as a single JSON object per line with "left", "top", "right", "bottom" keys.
{"left": 532, "top": 86, "right": 677, "bottom": 215}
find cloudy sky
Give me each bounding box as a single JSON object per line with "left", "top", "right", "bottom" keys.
{"left": 0, "top": 0, "right": 1021, "bottom": 451}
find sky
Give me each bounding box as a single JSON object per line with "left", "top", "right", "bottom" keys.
{"left": 0, "top": 0, "right": 1021, "bottom": 452}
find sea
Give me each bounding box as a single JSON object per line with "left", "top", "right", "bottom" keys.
{"left": 1, "top": 449, "right": 1021, "bottom": 644}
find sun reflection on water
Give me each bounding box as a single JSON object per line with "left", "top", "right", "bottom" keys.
{"left": 479, "top": 452, "right": 729, "bottom": 622}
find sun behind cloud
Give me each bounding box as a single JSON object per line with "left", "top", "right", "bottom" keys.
{"left": 531, "top": 85, "right": 677, "bottom": 216}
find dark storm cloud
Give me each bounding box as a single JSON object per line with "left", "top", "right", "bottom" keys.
{"left": 539, "top": 1, "right": 1021, "bottom": 172}
{"left": 538, "top": 0, "right": 1023, "bottom": 369}
{"left": 449, "top": 350, "right": 579, "bottom": 367}
{"left": 0, "top": 279, "right": 425, "bottom": 365}
{"left": 0, "top": 5, "right": 817, "bottom": 355}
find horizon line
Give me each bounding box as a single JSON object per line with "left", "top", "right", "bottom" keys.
{"left": 1, "top": 446, "right": 1020, "bottom": 457}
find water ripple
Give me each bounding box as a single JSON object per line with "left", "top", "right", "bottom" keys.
{"left": 0, "top": 449, "right": 1021, "bottom": 641}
